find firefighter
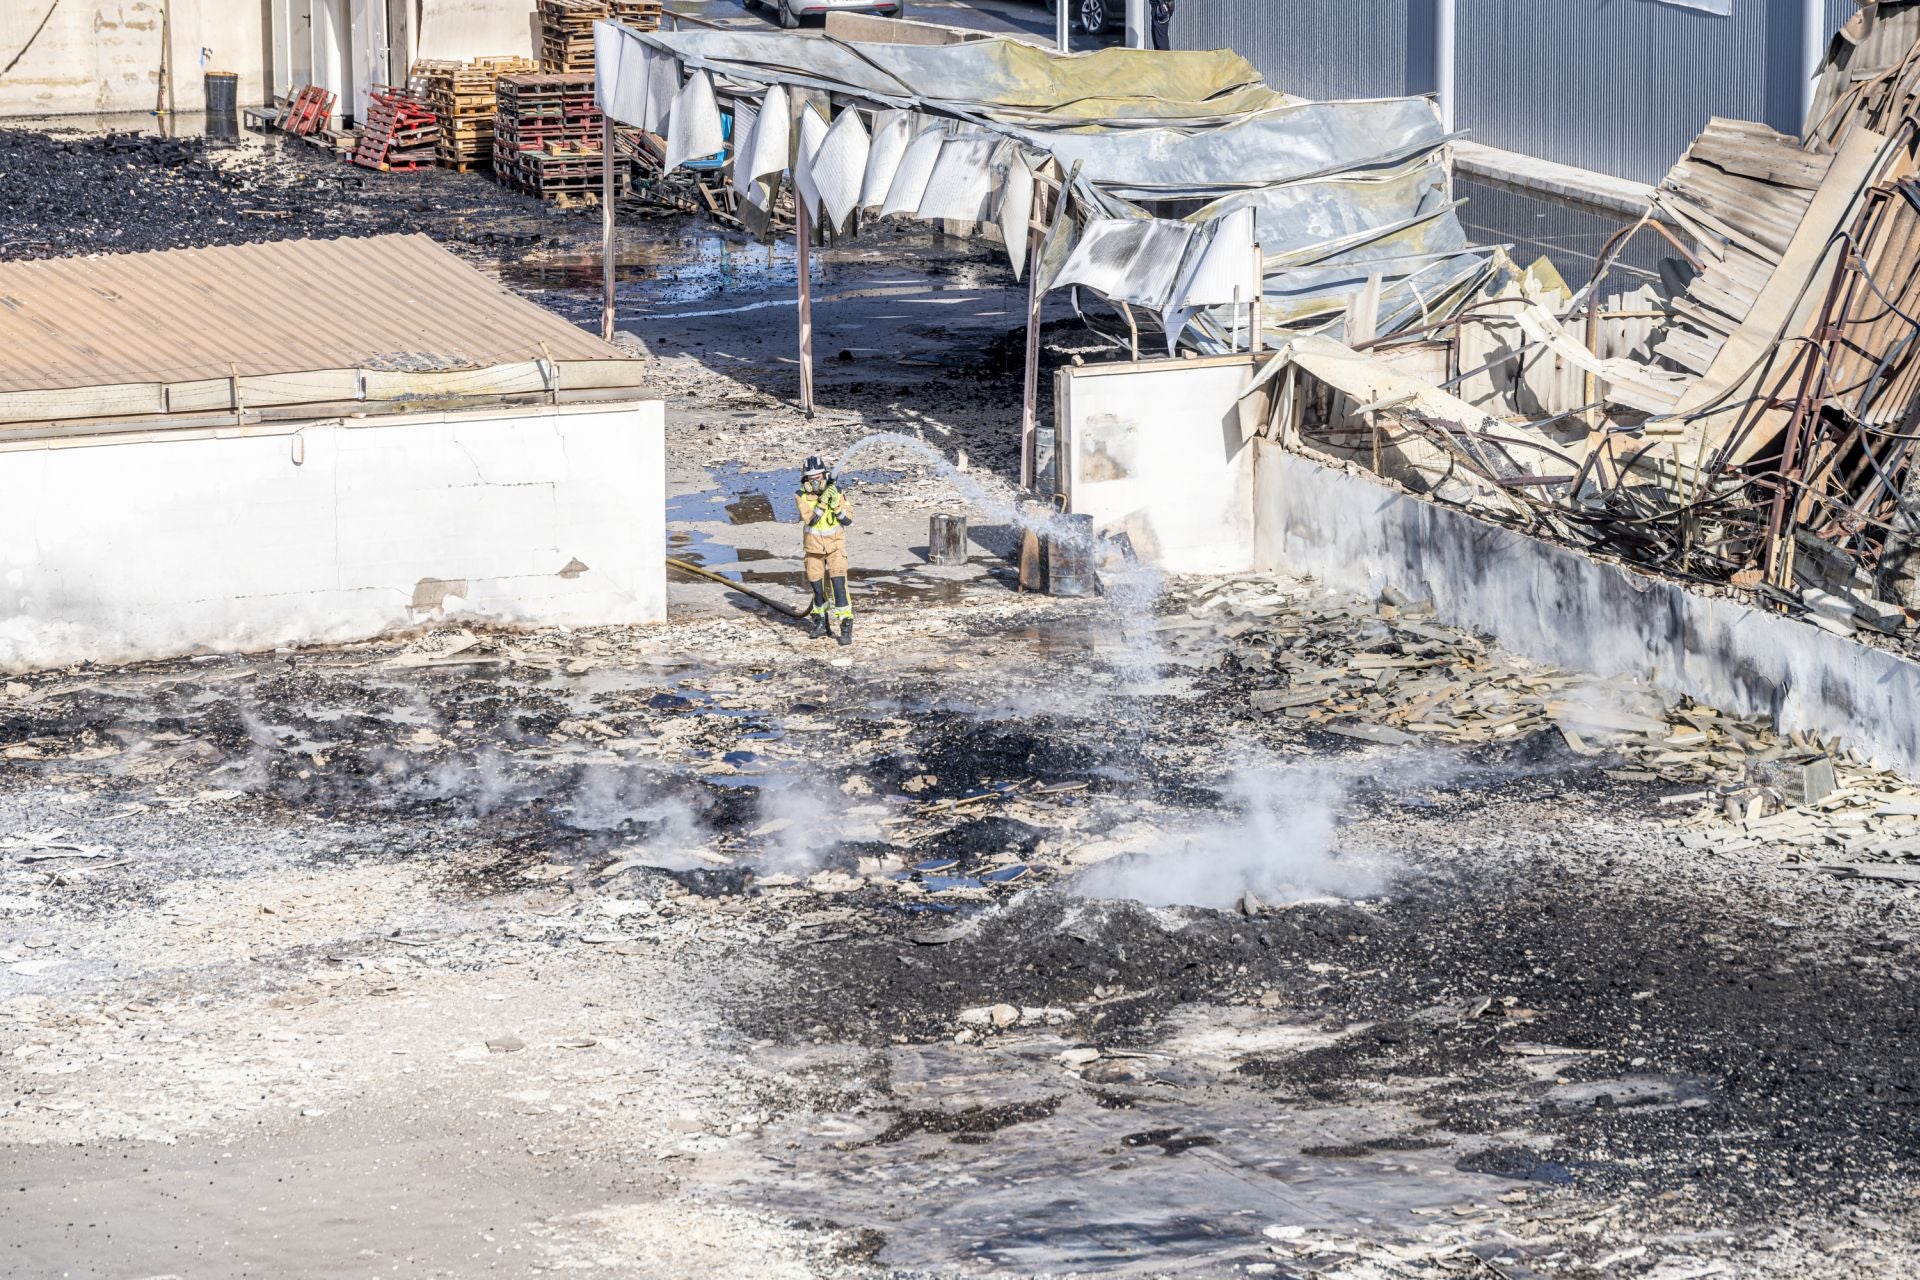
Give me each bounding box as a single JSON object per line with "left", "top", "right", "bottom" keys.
{"left": 796, "top": 455, "right": 853, "bottom": 646}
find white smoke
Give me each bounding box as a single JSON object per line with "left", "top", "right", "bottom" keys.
{"left": 549, "top": 763, "right": 711, "bottom": 869}
{"left": 1072, "top": 758, "right": 1394, "bottom": 909}
{"left": 750, "top": 775, "right": 846, "bottom": 875}
{"left": 835, "top": 430, "right": 1171, "bottom": 680}
{"left": 414, "top": 747, "right": 525, "bottom": 816}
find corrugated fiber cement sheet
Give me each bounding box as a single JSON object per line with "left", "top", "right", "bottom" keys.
{"left": 0, "top": 234, "right": 626, "bottom": 394}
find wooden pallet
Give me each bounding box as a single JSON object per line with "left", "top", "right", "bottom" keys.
{"left": 300, "top": 126, "right": 357, "bottom": 156}
{"left": 352, "top": 86, "right": 439, "bottom": 172}
{"left": 281, "top": 85, "right": 336, "bottom": 137}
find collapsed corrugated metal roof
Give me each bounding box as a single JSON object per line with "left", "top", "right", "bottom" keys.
{"left": 0, "top": 235, "right": 643, "bottom": 429}
{"left": 593, "top": 22, "right": 1490, "bottom": 356}
{"left": 1246, "top": 9, "right": 1920, "bottom": 628}
{"left": 599, "top": 27, "right": 1288, "bottom": 125}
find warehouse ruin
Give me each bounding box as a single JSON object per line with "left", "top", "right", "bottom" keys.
{"left": 2, "top": 3, "right": 1919, "bottom": 1278}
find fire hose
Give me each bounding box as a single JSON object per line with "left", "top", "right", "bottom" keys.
{"left": 665, "top": 556, "right": 811, "bottom": 619}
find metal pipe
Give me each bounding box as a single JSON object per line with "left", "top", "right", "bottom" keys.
{"left": 795, "top": 188, "right": 816, "bottom": 417}
{"left": 1434, "top": 0, "right": 1456, "bottom": 132}
{"left": 667, "top": 558, "right": 811, "bottom": 618}
{"left": 1056, "top": 0, "right": 1069, "bottom": 53}
{"left": 1020, "top": 219, "right": 1044, "bottom": 489}
{"left": 1126, "top": 0, "right": 1148, "bottom": 49}
{"left": 1802, "top": 0, "right": 1828, "bottom": 135}
{"left": 601, "top": 114, "right": 617, "bottom": 341}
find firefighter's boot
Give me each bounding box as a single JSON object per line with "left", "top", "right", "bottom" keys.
{"left": 808, "top": 580, "right": 831, "bottom": 639}
{"left": 831, "top": 576, "right": 853, "bottom": 646}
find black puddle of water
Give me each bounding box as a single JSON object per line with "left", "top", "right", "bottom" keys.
{"left": 1454, "top": 1145, "right": 1580, "bottom": 1185}
{"left": 493, "top": 234, "right": 797, "bottom": 305}
{"left": 862, "top": 1097, "right": 1063, "bottom": 1147}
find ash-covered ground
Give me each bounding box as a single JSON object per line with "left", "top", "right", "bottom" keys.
{"left": 1, "top": 120, "right": 1917, "bottom": 1279}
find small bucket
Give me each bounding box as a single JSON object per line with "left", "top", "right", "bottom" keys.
{"left": 928, "top": 513, "right": 968, "bottom": 565}
{"left": 1043, "top": 514, "right": 1099, "bottom": 597}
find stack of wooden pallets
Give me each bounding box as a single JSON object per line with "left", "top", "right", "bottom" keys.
{"left": 350, "top": 87, "right": 439, "bottom": 172}
{"left": 418, "top": 55, "right": 540, "bottom": 172}
{"left": 539, "top": 0, "right": 604, "bottom": 73}
{"left": 538, "top": 0, "right": 662, "bottom": 74}
{"left": 494, "top": 73, "right": 624, "bottom": 207}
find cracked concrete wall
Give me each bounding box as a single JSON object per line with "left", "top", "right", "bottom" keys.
{"left": 1252, "top": 441, "right": 1920, "bottom": 775}
{"left": 0, "top": 1, "right": 268, "bottom": 118}
{"left": 0, "top": 401, "right": 666, "bottom": 672}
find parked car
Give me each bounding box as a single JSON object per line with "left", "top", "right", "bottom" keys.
{"left": 747, "top": 0, "right": 903, "bottom": 28}
{"left": 1045, "top": 0, "right": 1120, "bottom": 35}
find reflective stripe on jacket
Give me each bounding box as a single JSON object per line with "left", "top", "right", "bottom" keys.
{"left": 797, "top": 482, "right": 850, "bottom": 533}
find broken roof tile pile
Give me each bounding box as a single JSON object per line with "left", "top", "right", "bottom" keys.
{"left": 1254, "top": 1, "right": 1920, "bottom": 640}
{"left": 592, "top": 22, "right": 1489, "bottom": 356}
{"left": 0, "top": 234, "right": 643, "bottom": 433}
{"left": 1173, "top": 575, "right": 1919, "bottom": 883}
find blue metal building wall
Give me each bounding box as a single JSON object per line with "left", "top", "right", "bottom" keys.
{"left": 1174, "top": 0, "right": 1859, "bottom": 184}
{"left": 1175, "top": 0, "right": 1429, "bottom": 102}
{"left": 1453, "top": 0, "right": 1854, "bottom": 183}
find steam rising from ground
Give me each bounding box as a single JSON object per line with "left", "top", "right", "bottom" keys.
{"left": 836, "top": 431, "right": 1165, "bottom": 632}
{"left": 1073, "top": 759, "right": 1393, "bottom": 910}
{"left": 559, "top": 764, "right": 712, "bottom": 870}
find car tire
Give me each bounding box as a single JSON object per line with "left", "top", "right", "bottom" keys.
{"left": 1074, "top": 0, "right": 1108, "bottom": 35}
{"left": 778, "top": 0, "right": 799, "bottom": 26}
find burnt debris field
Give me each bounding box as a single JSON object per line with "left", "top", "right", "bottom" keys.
{"left": 1, "top": 119, "right": 1917, "bottom": 1279}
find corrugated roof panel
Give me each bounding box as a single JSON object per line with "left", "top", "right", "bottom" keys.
{"left": 0, "top": 234, "right": 628, "bottom": 394}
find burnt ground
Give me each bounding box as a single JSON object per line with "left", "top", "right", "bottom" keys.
{"left": 0, "top": 118, "right": 1917, "bottom": 1278}
{"left": 0, "top": 126, "right": 562, "bottom": 259}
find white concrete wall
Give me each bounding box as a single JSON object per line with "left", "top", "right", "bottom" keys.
{"left": 0, "top": 401, "right": 665, "bottom": 673}
{"left": 0, "top": 1, "right": 268, "bottom": 117}
{"left": 415, "top": 0, "right": 538, "bottom": 63}
{"left": 1253, "top": 441, "right": 1920, "bottom": 776}
{"left": 1057, "top": 356, "right": 1261, "bottom": 575}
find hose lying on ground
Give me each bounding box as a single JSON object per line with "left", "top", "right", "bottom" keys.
{"left": 665, "top": 556, "right": 811, "bottom": 619}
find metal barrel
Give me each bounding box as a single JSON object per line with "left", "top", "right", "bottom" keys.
{"left": 203, "top": 71, "right": 239, "bottom": 115}
{"left": 1043, "top": 514, "right": 1099, "bottom": 597}
{"left": 928, "top": 513, "right": 969, "bottom": 564}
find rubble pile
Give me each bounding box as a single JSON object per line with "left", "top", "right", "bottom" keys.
{"left": 1161, "top": 575, "right": 1920, "bottom": 876}
{"left": 1259, "top": 6, "right": 1920, "bottom": 640}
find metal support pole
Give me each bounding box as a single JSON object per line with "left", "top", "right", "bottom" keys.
{"left": 1250, "top": 240, "right": 1264, "bottom": 352}
{"left": 155, "top": 3, "right": 175, "bottom": 136}
{"left": 1801, "top": 0, "right": 1828, "bottom": 133}
{"left": 1020, "top": 220, "right": 1044, "bottom": 489}
{"left": 600, "top": 114, "right": 617, "bottom": 341}
{"left": 1434, "top": 0, "right": 1456, "bottom": 132}
{"left": 796, "top": 196, "right": 816, "bottom": 417}
{"left": 1125, "top": 0, "right": 1147, "bottom": 49}
{"left": 1056, "top": 0, "right": 1069, "bottom": 53}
